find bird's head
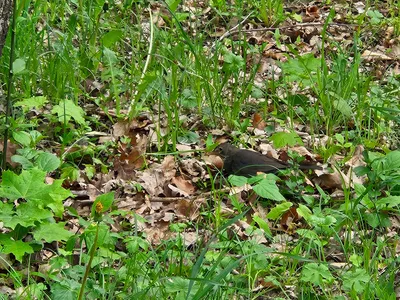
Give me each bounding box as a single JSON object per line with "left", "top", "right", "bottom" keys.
{"left": 213, "top": 142, "right": 236, "bottom": 158}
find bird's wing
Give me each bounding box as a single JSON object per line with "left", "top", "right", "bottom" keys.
{"left": 231, "top": 150, "right": 288, "bottom": 176}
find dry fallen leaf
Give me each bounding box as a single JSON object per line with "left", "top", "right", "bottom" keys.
{"left": 137, "top": 156, "right": 176, "bottom": 196}
{"left": 252, "top": 113, "right": 266, "bottom": 130}
{"left": 175, "top": 199, "right": 201, "bottom": 221}
{"left": 314, "top": 169, "right": 350, "bottom": 190}
{"left": 171, "top": 176, "right": 196, "bottom": 195}
{"left": 280, "top": 207, "right": 301, "bottom": 234}
{"left": 0, "top": 140, "right": 19, "bottom": 168}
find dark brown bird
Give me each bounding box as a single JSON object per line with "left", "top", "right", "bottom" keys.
{"left": 214, "top": 143, "right": 321, "bottom": 177}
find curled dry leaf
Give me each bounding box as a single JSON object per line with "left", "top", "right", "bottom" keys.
{"left": 162, "top": 155, "right": 176, "bottom": 178}
{"left": 171, "top": 176, "right": 196, "bottom": 195}
{"left": 137, "top": 156, "right": 176, "bottom": 196}
{"left": 345, "top": 145, "right": 365, "bottom": 168}
{"left": 314, "top": 169, "right": 349, "bottom": 190}
{"left": 175, "top": 199, "right": 201, "bottom": 221}
{"left": 252, "top": 113, "right": 267, "bottom": 130}
{"left": 166, "top": 184, "right": 189, "bottom": 197}
{"left": 259, "top": 143, "right": 279, "bottom": 159}
{"left": 180, "top": 232, "right": 199, "bottom": 247}
{"left": 290, "top": 146, "right": 315, "bottom": 158}
{"left": 362, "top": 50, "right": 393, "bottom": 61}
{"left": 114, "top": 133, "right": 148, "bottom": 180}
{"left": 346, "top": 145, "right": 367, "bottom": 185}
{"left": 176, "top": 144, "right": 193, "bottom": 157}
{"left": 112, "top": 118, "right": 151, "bottom": 139}
{"left": 305, "top": 5, "right": 320, "bottom": 21}
{"left": 179, "top": 158, "right": 206, "bottom": 179}
{"left": 143, "top": 222, "right": 171, "bottom": 245}
{"left": 229, "top": 184, "right": 253, "bottom": 196}
{"left": 280, "top": 207, "right": 301, "bottom": 234}
{"left": 0, "top": 140, "right": 19, "bottom": 168}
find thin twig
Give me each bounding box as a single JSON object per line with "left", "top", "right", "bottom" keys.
{"left": 149, "top": 187, "right": 231, "bottom": 202}
{"left": 211, "top": 12, "right": 253, "bottom": 50}
{"left": 215, "top": 22, "right": 359, "bottom": 44}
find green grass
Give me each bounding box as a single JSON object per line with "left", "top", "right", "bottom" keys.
{"left": 0, "top": 0, "right": 400, "bottom": 299}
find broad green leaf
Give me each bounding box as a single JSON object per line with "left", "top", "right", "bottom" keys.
{"left": 252, "top": 215, "right": 272, "bottom": 238}
{"left": 342, "top": 268, "right": 370, "bottom": 293}
{"left": 0, "top": 202, "right": 15, "bottom": 225}
{"left": 83, "top": 223, "right": 114, "bottom": 248}
{"left": 266, "top": 202, "right": 293, "bottom": 220}
{"left": 179, "top": 88, "right": 197, "bottom": 109}
{"left": 281, "top": 53, "right": 320, "bottom": 86}
{"left": 309, "top": 214, "right": 336, "bottom": 227}
{"left": 34, "top": 222, "right": 74, "bottom": 243}
{"left": 384, "top": 151, "right": 400, "bottom": 170}
{"left": 301, "top": 263, "right": 334, "bottom": 286}
{"left": 0, "top": 169, "right": 72, "bottom": 217}
{"left": 297, "top": 204, "right": 312, "bottom": 223}
{"left": 177, "top": 131, "right": 200, "bottom": 145}
{"left": 103, "top": 47, "right": 118, "bottom": 64}
{"left": 84, "top": 164, "right": 95, "bottom": 179}
{"left": 5, "top": 202, "right": 53, "bottom": 229}
{"left": 92, "top": 192, "right": 115, "bottom": 217}
{"left": 12, "top": 58, "right": 26, "bottom": 75}
{"left": 126, "top": 236, "right": 149, "bottom": 254}
{"left": 270, "top": 131, "right": 303, "bottom": 148}
{"left": 335, "top": 133, "right": 345, "bottom": 144}
{"left": 36, "top": 152, "right": 61, "bottom": 172}
{"left": 248, "top": 173, "right": 279, "bottom": 185}
{"left": 253, "top": 179, "right": 285, "bottom": 201}
{"left": 51, "top": 99, "right": 85, "bottom": 125}
{"left": 367, "top": 10, "right": 383, "bottom": 25}
{"left": 101, "top": 30, "right": 123, "bottom": 48}
{"left": 223, "top": 51, "right": 245, "bottom": 73}
{"left": 14, "top": 96, "right": 47, "bottom": 113}
{"left": 165, "top": 0, "right": 182, "bottom": 12}
{"left": 296, "top": 228, "right": 319, "bottom": 239}
{"left": 175, "top": 12, "right": 189, "bottom": 21}
{"left": 364, "top": 212, "right": 390, "bottom": 228}
{"left": 1, "top": 239, "right": 34, "bottom": 262}
{"left": 51, "top": 281, "right": 79, "bottom": 300}
{"left": 12, "top": 131, "right": 31, "bottom": 147}
{"left": 11, "top": 155, "right": 34, "bottom": 169}
{"left": 60, "top": 165, "right": 80, "bottom": 181}
{"left": 333, "top": 98, "right": 352, "bottom": 117}
{"left": 375, "top": 196, "right": 400, "bottom": 208}
{"left": 165, "top": 276, "right": 198, "bottom": 294}
{"left": 29, "top": 130, "right": 44, "bottom": 145}
{"left": 228, "top": 175, "right": 248, "bottom": 187}
{"left": 0, "top": 168, "right": 47, "bottom": 200}
{"left": 48, "top": 179, "right": 73, "bottom": 217}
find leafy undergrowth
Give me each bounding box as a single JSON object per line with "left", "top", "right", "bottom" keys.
{"left": 0, "top": 0, "right": 400, "bottom": 299}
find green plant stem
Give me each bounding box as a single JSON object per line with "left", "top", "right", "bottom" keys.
{"left": 128, "top": 8, "right": 154, "bottom": 119}
{"left": 2, "top": 0, "right": 17, "bottom": 171}
{"left": 78, "top": 222, "right": 99, "bottom": 300}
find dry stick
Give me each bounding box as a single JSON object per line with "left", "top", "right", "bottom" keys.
{"left": 215, "top": 22, "right": 358, "bottom": 45}
{"left": 72, "top": 188, "right": 232, "bottom": 207}
{"left": 211, "top": 12, "right": 253, "bottom": 50}
{"left": 149, "top": 187, "right": 231, "bottom": 202}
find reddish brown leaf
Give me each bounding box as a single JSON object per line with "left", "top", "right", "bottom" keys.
{"left": 171, "top": 176, "right": 196, "bottom": 195}
{"left": 252, "top": 113, "right": 266, "bottom": 130}
{"left": 280, "top": 207, "right": 301, "bottom": 233}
